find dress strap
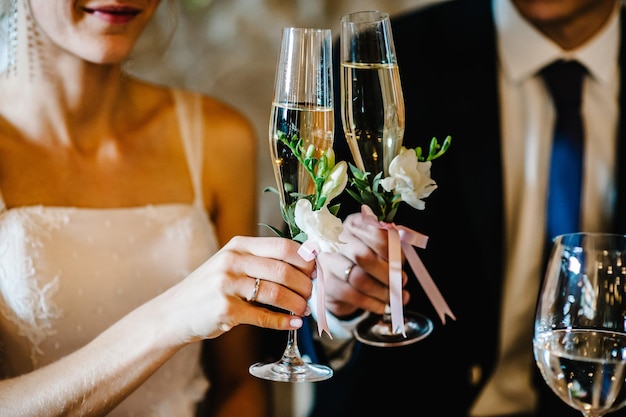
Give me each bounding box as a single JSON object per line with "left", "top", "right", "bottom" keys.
{"left": 172, "top": 89, "right": 205, "bottom": 209}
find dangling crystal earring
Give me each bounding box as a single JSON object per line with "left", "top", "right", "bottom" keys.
{"left": 23, "top": 0, "right": 43, "bottom": 80}
{"left": 6, "top": 0, "right": 18, "bottom": 78}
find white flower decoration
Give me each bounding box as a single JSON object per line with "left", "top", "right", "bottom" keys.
{"left": 320, "top": 161, "right": 348, "bottom": 204}
{"left": 294, "top": 199, "right": 344, "bottom": 253}
{"left": 379, "top": 147, "right": 438, "bottom": 210}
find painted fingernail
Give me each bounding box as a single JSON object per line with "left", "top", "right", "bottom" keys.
{"left": 290, "top": 317, "right": 303, "bottom": 328}
{"left": 304, "top": 305, "right": 312, "bottom": 316}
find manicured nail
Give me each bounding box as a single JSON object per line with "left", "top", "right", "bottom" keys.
{"left": 304, "top": 305, "right": 312, "bottom": 316}
{"left": 290, "top": 317, "right": 303, "bottom": 328}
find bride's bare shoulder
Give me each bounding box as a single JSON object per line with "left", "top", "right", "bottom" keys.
{"left": 126, "top": 78, "right": 256, "bottom": 155}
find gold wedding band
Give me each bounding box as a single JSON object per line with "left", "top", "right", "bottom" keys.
{"left": 344, "top": 263, "right": 355, "bottom": 282}
{"left": 249, "top": 278, "right": 261, "bottom": 303}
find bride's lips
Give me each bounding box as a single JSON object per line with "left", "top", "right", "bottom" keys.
{"left": 83, "top": 5, "right": 142, "bottom": 24}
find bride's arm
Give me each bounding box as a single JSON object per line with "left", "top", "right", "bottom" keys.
{"left": 0, "top": 292, "right": 181, "bottom": 417}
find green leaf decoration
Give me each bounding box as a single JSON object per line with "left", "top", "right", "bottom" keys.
{"left": 266, "top": 130, "right": 347, "bottom": 240}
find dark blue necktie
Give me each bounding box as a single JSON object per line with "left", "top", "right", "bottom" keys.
{"left": 541, "top": 60, "right": 587, "bottom": 241}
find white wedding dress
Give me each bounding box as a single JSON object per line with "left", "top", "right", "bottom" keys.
{"left": 0, "top": 90, "right": 219, "bottom": 416}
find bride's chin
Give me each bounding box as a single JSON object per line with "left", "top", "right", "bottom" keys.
{"left": 77, "top": 42, "right": 137, "bottom": 66}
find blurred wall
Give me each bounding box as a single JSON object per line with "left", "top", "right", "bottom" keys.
{"left": 130, "top": 1, "right": 445, "bottom": 416}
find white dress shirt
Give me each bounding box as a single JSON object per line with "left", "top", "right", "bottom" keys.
{"left": 470, "top": 0, "right": 619, "bottom": 415}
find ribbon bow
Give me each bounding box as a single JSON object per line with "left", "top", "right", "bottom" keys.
{"left": 298, "top": 241, "right": 332, "bottom": 338}
{"left": 361, "top": 205, "right": 455, "bottom": 335}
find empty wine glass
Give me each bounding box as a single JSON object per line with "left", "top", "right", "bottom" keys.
{"left": 339, "top": 10, "right": 433, "bottom": 347}
{"left": 248, "top": 27, "right": 334, "bottom": 382}
{"left": 534, "top": 232, "right": 626, "bottom": 417}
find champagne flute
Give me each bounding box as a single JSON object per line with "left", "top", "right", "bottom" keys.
{"left": 340, "top": 10, "right": 433, "bottom": 347}
{"left": 249, "top": 27, "right": 334, "bottom": 382}
{"left": 534, "top": 233, "right": 626, "bottom": 417}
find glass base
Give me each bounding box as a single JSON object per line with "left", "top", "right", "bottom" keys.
{"left": 249, "top": 360, "right": 333, "bottom": 382}
{"left": 354, "top": 310, "right": 434, "bottom": 347}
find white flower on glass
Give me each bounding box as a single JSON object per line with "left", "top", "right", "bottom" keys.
{"left": 320, "top": 161, "right": 348, "bottom": 205}
{"left": 379, "top": 146, "right": 438, "bottom": 210}
{"left": 294, "top": 199, "right": 344, "bottom": 253}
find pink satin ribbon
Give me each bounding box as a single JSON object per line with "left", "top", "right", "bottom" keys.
{"left": 298, "top": 241, "right": 332, "bottom": 338}
{"left": 361, "top": 205, "right": 456, "bottom": 335}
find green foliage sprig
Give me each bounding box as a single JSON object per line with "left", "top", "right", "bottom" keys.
{"left": 264, "top": 131, "right": 346, "bottom": 242}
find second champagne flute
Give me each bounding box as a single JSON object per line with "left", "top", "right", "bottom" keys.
{"left": 248, "top": 27, "right": 334, "bottom": 382}
{"left": 340, "top": 10, "right": 434, "bottom": 347}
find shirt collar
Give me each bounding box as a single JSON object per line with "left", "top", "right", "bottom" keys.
{"left": 495, "top": 0, "right": 620, "bottom": 85}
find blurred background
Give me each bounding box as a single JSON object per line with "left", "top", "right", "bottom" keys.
{"left": 130, "top": 0, "right": 444, "bottom": 415}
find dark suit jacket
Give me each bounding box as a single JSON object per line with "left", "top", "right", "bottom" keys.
{"left": 307, "top": 0, "right": 626, "bottom": 416}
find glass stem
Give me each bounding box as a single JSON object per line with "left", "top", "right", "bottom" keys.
{"left": 279, "top": 320, "right": 307, "bottom": 367}
{"left": 381, "top": 304, "right": 393, "bottom": 324}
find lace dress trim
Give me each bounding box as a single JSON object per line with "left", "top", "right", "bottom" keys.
{"left": 0, "top": 207, "right": 68, "bottom": 363}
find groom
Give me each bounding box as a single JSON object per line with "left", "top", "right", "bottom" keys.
{"left": 306, "top": 0, "right": 626, "bottom": 416}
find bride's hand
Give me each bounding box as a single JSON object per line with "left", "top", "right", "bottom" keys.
{"left": 154, "top": 236, "right": 315, "bottom": 341}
